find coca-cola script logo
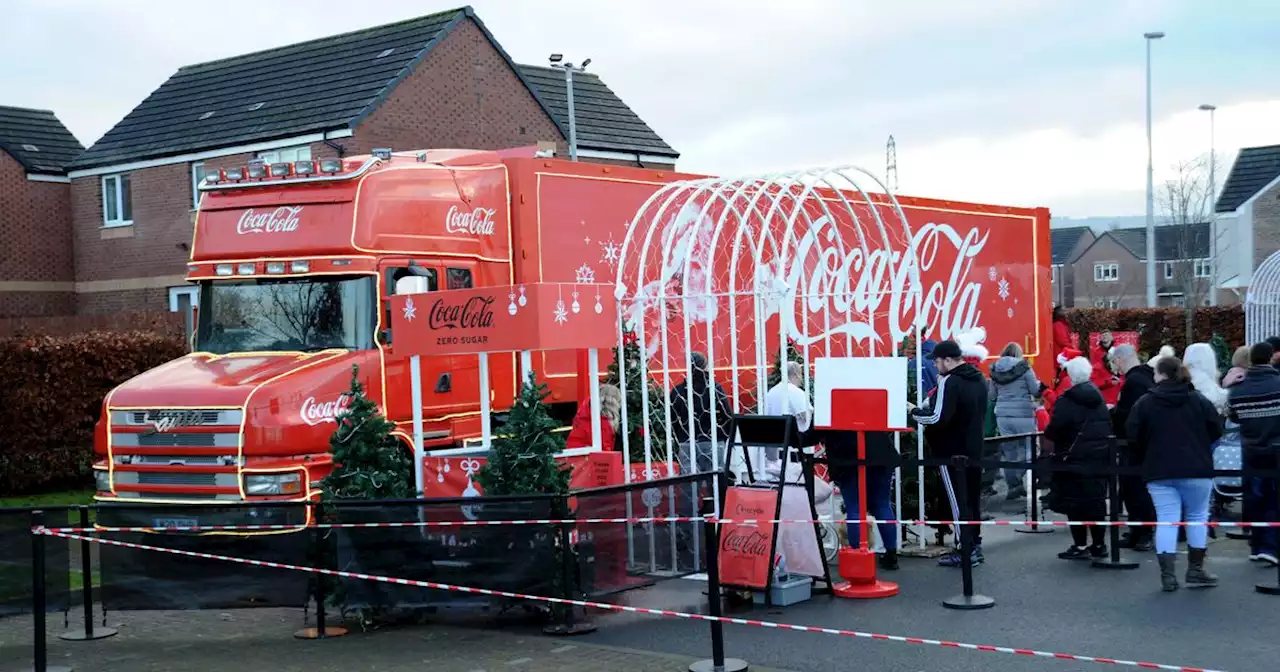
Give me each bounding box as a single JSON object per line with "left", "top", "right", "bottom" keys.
{"left": 444, "top": 205, "right": 497, "bottom": 236}
{"left": 237, "top": 206, "right": 302, "bottom": 235}
{"left": 428, "top": 296, "right": 496, "bottom": 330}
{"left": 721, "top": 528, "right": 769, "bottom": 558}
{"left": 300, "top": 393, "right": 352, "bottom": 426}
{"left": 780, "top": 216, "right": 989, "bottom": 347}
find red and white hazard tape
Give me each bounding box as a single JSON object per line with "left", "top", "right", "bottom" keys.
{"left": 49, "top": 517, "right": 1280, "bottom": 535}
{"left": 33, "top": 526, "right": 1221, "bottom": 672}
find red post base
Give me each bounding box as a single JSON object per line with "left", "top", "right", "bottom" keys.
{"left": 832, "top": 548, "right": 898, "bottom": 599}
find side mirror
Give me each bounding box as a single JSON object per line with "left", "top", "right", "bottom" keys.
{"left": 379, "top": 329, "right": 392, "bottom": 345}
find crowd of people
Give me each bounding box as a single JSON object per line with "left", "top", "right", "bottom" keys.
{"left": 561, "top": 311, "right": 1280, "bottom": 592}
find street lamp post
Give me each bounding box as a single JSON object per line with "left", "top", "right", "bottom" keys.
{"left": 1144, "top": 31, "right": 1164, "bottom": 308}
{"left": 549, "top": 54, "right": 591, "bottom": 161}
{"left": 1200, "top": 103, "right": 1218, "bottom": 306}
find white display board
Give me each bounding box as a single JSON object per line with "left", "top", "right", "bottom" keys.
{"left": 812, "top": 356, "right": 909, "bottom": 431}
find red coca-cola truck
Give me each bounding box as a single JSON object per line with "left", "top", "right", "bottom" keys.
{"left": 93, "top": 147, "right": 1051, "bottom": 520}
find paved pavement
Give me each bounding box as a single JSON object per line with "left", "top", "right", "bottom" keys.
{"left": 2, "top": 485, "right": 1278, "bottom": 671}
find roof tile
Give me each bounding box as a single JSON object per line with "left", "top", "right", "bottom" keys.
{"left": 0, "top": 106, "right": 84, "bottom": 175}
{"left": 1216, "top": 144, "right": 1280, "bottom": 213}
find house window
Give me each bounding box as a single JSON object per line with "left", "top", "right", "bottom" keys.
{"left": 258, "top": 146, "right": 312, "bottom": 164}
{"left": 101, "top": 174, "right": 133, "bottom": 227}
{"left": 1108, "top": 299, "right": 1119, "bottom": 309}
{"left": 1093, "top": 298, "right": 1105, "bottom": 308}
{"left": 1051, "top": 265, "right": 1059, "bottom": 283}
{"left": 1163, "top": 262, "right": 1173, "bottom": 280}
{"left": 1194, "top": 258, "right": 1212, "bottom": 278}
{"left": 1172, "top": 295, "right": 1187, "bottom": 308}
{"left": 1093, "top": 263, "right": 1118, "bottom": 282}
{"left": 191, "top": 162, "right": 206, "bottom": 209}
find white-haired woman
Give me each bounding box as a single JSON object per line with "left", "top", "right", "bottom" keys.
{"left": 1184, "top": 343, "right": 1228, "bottom": 412}
{"left": 1043, "top": 356, "right": 1113, "bottom": 560}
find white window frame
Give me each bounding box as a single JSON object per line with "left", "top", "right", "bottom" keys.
{"left": 1163, "top": 262, "right": 1174, "bottom": 280}
{"left": 191, "top": 162, "right": 206, "bottom": 210}
{"left": 257, "top": 146, "right": 312, "bottom": 165}
{"left": 169, "top": 286, "right": 200, "bottom": 341}
{"left": 101, "top": 173, "right": 133, "bottom": 227}
{"left": 1194, "top": 258, "right": 1211, "bottom": 278}
{"left": 1107, "top": 299, "right": 1119, "bottom": 309}
{"left": 1051, "top": 264, "right": 1059, "bottom": 283}
{"left": 1093, "top": 262, "right": 1118, "bottom": 283}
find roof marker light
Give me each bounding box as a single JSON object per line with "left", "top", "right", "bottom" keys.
{"left": 225, "top": 167, "right": 245, "bottom": 180}
{"left": 247, "top": 161, "right": 267, "bottom": 179}
{"left": 319, "top": 158, "right": 342, "bottom": 173}
{"left": 268, "top": 162, "right": 290, "bottom": 177}
{"left": 237, "top": 263, "right": 255, "bottom": 275}
{"left": 266, "top": 262, "right": 286, "bottom": 274}
{"left": 291, "top": 260, "right": 310, "bottom": 273}
{"left": 293, "top": 160, "right": 315, "bottom": 176}
{"left": 372, "top": 148, "right": 392, "bottom": 160}
{"left": 204, "top": 170, "right": 223, "bottom": 184}
{"left": 215, "top": 264, "right": 234, "bottom": 276}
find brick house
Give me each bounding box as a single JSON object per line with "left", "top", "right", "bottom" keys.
{"left": 64, "top": 6, "right": 678, "bottom": 323}
{"left": 1049, "top": 226, "right": 1094, "bottom": 308}
{"left": 0, "top": 106, "right": 83, "bottom": 318}
{"left": 1214, "top": 144, "right": 1280, "bottom": 303}
{"left": 1072, "top": 223, "right": 1212, "bottom": 308}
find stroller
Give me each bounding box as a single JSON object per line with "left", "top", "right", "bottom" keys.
{"left": 1211, "top": 419, "right": 1244, "bottom": 521}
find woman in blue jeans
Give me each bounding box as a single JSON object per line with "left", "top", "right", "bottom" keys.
{"left": 802, "top": 428, "right": 899, "bottom": 570}
{"left": 1125, "top": 355, "right": 1224, "bottom": 591}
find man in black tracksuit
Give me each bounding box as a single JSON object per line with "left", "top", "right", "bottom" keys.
{"left": 911, "top": 339, "right": 990, "bottom": 567}
{"left": 1110, "top": 344, "right": 1157, "bottom": 551}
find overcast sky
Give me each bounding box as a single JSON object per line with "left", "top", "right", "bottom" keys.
{"left": 6, "top": 0, "right": 1279, "bottom": 217}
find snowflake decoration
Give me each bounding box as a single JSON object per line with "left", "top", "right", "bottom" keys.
{"left": 575, "top": 263, "right": 596, "bottom": 284}
{"left": 997, "top": 278, "right": 1010, "bottom": 301}
{"left": 553, "top": 299, "right": 569, "bottom": 325}
{"left": 988, "top": 266, "right": 997, "bottom": 281}
{"left": 600, "top": 234, "right": 621, "bottom": 272}
{"left": 402, "top": 296, "right": 417, "bottom": 321}
{"left": 1007, "top": 307, "right": 1014, "bottom": 319}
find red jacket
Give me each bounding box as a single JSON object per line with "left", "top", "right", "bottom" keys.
{"left": 1052, "top": 320, "right": 1072, "bottom": 363}
{"left": 565, "top": 402, "right": 616, "bottom": 451}
{"left": 1089, "top": 345, "right": 1121, "bottom": 406}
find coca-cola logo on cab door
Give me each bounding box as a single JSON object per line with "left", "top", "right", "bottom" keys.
{"left": 237, "top": 206, "right": 302, "bottom": 235}
{"left": 428, "top": 296, "right": 496, "bottom": 330}
{"left": 300, "top": 393, "right": 352, "bottom": 426}
{"left": 444, "top": 205, "right": 497, "bottom": 236}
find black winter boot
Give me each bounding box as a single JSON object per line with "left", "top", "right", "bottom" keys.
{"left": 1185, "top": 548, "right": 1218, "bottom": 588}
{"left": 1157, "top": 553, "right": 1179, "bottom": 592}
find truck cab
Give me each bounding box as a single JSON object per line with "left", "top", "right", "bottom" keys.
{"left": 92, "top": 149, "right": 534, "bottom": 512}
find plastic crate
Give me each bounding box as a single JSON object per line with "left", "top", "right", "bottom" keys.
{"left": 752, "top": 575, "right": 812, "bottom": 606}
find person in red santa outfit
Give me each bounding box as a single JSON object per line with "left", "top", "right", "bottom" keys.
{"left": 1044, "top": 348, "right": 1083, "bottom": 415}
{"left": 1089, "top": 331, "right": 1122, "bottom": 406}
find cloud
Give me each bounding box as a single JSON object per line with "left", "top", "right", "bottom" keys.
{"left": 4, "top": 0, "right": 1280, "bottom": 219}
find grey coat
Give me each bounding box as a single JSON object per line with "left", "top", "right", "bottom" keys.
{"left": 988, "top": 356, "right": 1043, "bottom": 420}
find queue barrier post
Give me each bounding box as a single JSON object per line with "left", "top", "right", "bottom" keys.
{"left": 59, "top": 507, "right": 117, "bottom": 642}
{"left": 690, "top": 496, "right": 748, "bottom": 672}
{"left": 942, "top": 457, "right": 995, "bottom": 611}
{"left": 1092, "top": 441, "right": 1139, "bottom": 571}
{"left": 1016, "top": 435, "right": 1052, "bottom": 535}
{"left": 1257, "top": 466, "right": 1280, "bottom": 596}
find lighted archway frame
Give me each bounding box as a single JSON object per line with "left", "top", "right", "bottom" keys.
{"left": 613, "top": 167, "right": 929, "bottom": 542}
{"left": 1246, "top": 249, "right": 1280, "bottom": 346}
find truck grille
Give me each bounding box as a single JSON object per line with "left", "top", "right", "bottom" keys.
{"left": 134, "top": 433, "right": 217, "bottom": 448}
{"left": 131, "top": 454, "right": 223, "bottom": 466}
{"left": 136, "top": 472, "right": 218, "bottom": 487}
{"left": 111, "top": 409, "right": 243, "bottom": 427}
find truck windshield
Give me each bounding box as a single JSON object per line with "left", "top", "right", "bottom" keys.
{"left": 196, "top": 275, "right": 376, "bottom": 354}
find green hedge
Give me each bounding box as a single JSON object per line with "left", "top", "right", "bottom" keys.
{"left": 0, "top": 332, "right": 187, "bottom": 496}
{"left": 1064, "top": 306, "right": 1245, "bottom": 357}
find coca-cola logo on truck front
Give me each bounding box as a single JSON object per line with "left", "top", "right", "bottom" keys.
{"left": 445, "top": 205, "right": 496, "bottom": 236}
{"left": 238, "top": 206, "right": 302, "bottom": 235}
{"left": 428, "top": 296, "right": 496, "bottom": 330}
{"left": 300, "top": 393, "right": 352, "bottom": 426}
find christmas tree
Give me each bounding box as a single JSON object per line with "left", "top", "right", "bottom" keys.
{"left": 1209, "top": 333, "right": 1232, "bottom": 377}
{"left": 322, "top": 366, "right": 413, "bottom": 500}
{"left": 477, "top": 373, "right": 571, "bottom": 496}
{"left": 604, "top": 326, "right": 669, "bottom": 464}
{"left": 767, "top": 337, "right": 807, "bottom": 390}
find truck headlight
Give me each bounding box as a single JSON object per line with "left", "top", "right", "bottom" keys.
{"left": 243, "top": 472, "right": 302, "bottom": 496}
{"left": 94, "top": 469, "right": 111, "bottom": 492}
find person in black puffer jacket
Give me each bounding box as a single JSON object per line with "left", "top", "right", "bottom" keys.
{"left": 1127, "top": 356, "right": 1224, "bottom": 592}
{"left": 1226, "top": 341, "right": 1280, "bottom": 567}
{"left": 1043, "top": 356, "right": 1113, "bottom": 560}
